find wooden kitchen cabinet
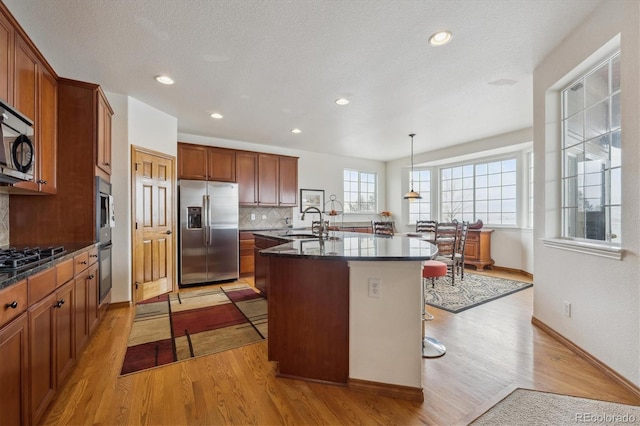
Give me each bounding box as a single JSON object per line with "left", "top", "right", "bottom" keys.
{"left": 10, "top": 34, "right": 58, "bottom": 194}
{"left": 0, "top": 9, "right": 13, "bottom": 105}
{"left": 239, "top": 232, "right": 255, "bottom": 276}
{"left": 258, "top": 154, "right": 279, "bottom": 206}
{"left": 178, "top": 143, "right": 236, "bottom": 182}
{"left": 35, "top": 64, "right": 58, "bottom": 193}
{"left": 28, "top": 292, "right": 56, "bottom": 424}
{"left": 278, "top": 156, "right": 298, "bottom": 206}
{"left": 464, "top": 228, "right": 494, "bottom": 270}
{"left": 96, "top": 90, "right": 113, "bottom": 176}
{"left": 237, "top": 151, "right": 259, "bottom": 205}
{"left": 0, "top": 311, "right": 29, "bottom": 426}
{"left": 54, "top": 280, "right": 75, "bottom": 389}
{"left": 74, "top": 263, "right": 98, "bottom": 355}
{"left": 254, "top": 235, "right": 285, "bottom": 296}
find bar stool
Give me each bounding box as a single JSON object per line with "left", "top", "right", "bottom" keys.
{"left": 422, "top": 260, "right": 447, "bottom": 358}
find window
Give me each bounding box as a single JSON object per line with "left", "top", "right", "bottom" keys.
{"left": 527, "top": 151, "right": 534, "bottom": 228}
{"left": 561, "top": 52, "right": 620, "bottom": 244}
{"left": 440, "top": 158, "right": 517, "bottom": 225}
{"left": 408, "top": 169, "right": 431, "bottom": 223}
{"left": 344, "top": 169, "right": 377, "bottom": 213}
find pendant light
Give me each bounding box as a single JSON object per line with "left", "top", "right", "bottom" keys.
{"left": 404, "top": 133, "right": 422, "bottom": 200}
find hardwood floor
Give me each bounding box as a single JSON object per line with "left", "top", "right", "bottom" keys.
{"left": 42, "top": 271, "right": 640, "bottom": 425}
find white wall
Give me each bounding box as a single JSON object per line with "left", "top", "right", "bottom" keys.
{"left": 386, "top": 128, "right": 534, "bottom": 272}
{"left": 179, "top": 133, "right": 386, "bottom": 228}
{"left": 105, "top": 92, "right": 178, "bottom": 303}
{"left": 533, "top": 0, "right": 640, "bottom": 385}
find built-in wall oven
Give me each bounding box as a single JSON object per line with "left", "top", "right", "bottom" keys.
{"left": 96, "top": 177, "right": 114, "bottom": 302}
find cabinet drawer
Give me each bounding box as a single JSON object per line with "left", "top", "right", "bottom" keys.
{"left": 0, "top": 280, "right": 28, "bottom": 328}
{"left": 56, "top": 259, "right": 74, "bottom": 287}
{"left": 74, "top": 252, "right": 90, "bottom": 275}
{"left": 28, "top": 267, "right": 57, "bottom": 305}
{"left": 88, "top": 247, "right": 99, "bottom": 266}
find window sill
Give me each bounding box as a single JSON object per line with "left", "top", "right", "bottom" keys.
{"left": 541, "top": 238, "right": 624, "bottom": 260}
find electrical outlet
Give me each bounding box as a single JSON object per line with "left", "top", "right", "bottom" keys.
{"left": 251, "top": 213, "right": 256, "bottom": 220}
{"left": 564, "top": 301, "right": 571, "bottom": 317}
{"left": 368, "top": 278, "right": 381, "bottom": 298}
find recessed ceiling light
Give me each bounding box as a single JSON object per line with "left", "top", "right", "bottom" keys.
{"left": 154, "top": 75, "right": 174, "bottom": 85}
{"left": 210, "top": 113, "right": 223, "bottom": 119}
{"left": 291, "top": 128, "right": 302, "bottom": 134}
{"left": 335, "top": 98, "right": 350, "bottom": 106}
{"left": 429, "top": 31, "right": 452, "bottom": 46}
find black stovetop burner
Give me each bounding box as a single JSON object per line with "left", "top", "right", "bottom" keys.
{"left": 0, "top": 246, "right": 65, "bottom": 271}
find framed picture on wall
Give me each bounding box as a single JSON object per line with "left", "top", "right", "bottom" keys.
{"left": 300, "top": 189, "right": 324, "bottom": 212}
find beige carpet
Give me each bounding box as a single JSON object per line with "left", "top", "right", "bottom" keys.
{"left": 471, "top": 388, "right": 640, "bottom": 425}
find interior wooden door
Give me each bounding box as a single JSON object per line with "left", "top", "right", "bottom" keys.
{"left": 132, "top": 146, "right": 176, "bottom": 303}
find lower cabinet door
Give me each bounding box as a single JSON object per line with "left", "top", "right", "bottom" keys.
{"left": 55, "top": 281, "right": 75, "bottom": 387}
{"left": 29, "top": 293, "right": 56, "bottom": 424}
{"left": 0, "top": 312, "right": 29, "bottom": 425}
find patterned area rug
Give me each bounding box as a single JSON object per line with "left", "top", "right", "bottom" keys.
{"left": 120, "top": 283, "right": 267, "bottom": 375}
{"left": 471, "top": 388, "right": 640, "bottom": 425}
{"left": 424, "top": 273, "right": 532, "bottom": 313}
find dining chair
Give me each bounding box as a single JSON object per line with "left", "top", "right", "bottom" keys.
{"left": 416, "top": 220, "right": 437, "bottom": 243}
{"left": 434, "top": 221, "right": 459, "bottom": 285}
{"left": 454, "top": 221, "right": 469, "bottom": 280}
{"left": 371, "top": 220, "right": 394, "bottom": 236}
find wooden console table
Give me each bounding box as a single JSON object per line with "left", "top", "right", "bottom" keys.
{"left": 464, "top": 229, "right": 494, "bottom": 270}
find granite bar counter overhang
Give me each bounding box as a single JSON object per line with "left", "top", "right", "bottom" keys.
{"left": 259, "top": 230, "right": 437, "bottom": 402}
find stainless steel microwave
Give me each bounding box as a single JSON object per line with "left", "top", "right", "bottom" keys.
{"left": 0, "top": 99, "right": 34, "bottom": 184}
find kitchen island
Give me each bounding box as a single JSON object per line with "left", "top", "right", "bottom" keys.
{"left": 256, "top": 230, "right": 437, "bottom": 401}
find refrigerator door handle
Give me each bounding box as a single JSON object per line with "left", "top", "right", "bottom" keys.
{"left": 202, "top": 195, "right": 208, "bottom": 246}
{"left": 207, "top": 195, "right": 212, "bottom": 246}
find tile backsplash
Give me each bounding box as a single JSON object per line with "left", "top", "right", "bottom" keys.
{"left": 0, "top": 194, "right": 8, "bottom": 247}
{"left": 239, "top": 206, "right": 294, "bottom": 229}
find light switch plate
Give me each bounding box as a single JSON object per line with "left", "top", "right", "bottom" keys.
{"left": 368, "top": 278, "right": 381, "bottom": 298}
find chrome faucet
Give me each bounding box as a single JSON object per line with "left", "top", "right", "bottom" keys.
{"left": 301, "top": 206, "right": 326, "bottom": 238}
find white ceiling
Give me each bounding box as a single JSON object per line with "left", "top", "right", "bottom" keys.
{"left": 4, "top": 0, "right": 602, "bottom": 161}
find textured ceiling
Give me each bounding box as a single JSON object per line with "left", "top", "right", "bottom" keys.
{"left": 4, "top": 0, "right": 602, "bottom": 161}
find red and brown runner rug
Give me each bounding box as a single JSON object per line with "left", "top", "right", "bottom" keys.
{"left": 120, "top": 283, "right": 267, "bottom": 375}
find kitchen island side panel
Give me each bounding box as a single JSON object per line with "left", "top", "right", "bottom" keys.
{"left": 267, "top": 256, "right": 349, "bottom": 384}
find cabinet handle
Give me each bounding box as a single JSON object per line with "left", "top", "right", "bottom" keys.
{"left": 87, "top": 274, "right": 95, "bottom": 280}
{"left": 80, "top": 261, "right": 88, "bottom": 265}
{"left": 55, "top": 299, "right": 65, "bottom": 308}
{"left": 105, "top": 162, "right": 110, "bottom": 166}
{"left": 5, "top": 301, "right": 18, "bottom": 309}
{"left": 90, "top": 254, "right": 98, "bottom": 258}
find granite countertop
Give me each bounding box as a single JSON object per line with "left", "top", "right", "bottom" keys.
{"left": 239, "top": 226, "right": 302, "bottom": 232}
{"left": 255, "top": 230, "right": 438, "bottom": 261}
{"left": 0, "top": 242, "right": 99, "bottom": 291}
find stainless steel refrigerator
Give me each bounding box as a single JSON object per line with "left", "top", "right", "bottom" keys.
{"left": 179, "top": 180, "right": 239, "bottom": 286}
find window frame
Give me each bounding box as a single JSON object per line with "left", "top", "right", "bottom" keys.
{"left": 560, "top": 50, "right": 621, "bottom": 245}
{"left": 343, "top": 169, "right": 378, "bottom": 214}
{"left": 407, "top": 168, "right": 432, "bottom": 225}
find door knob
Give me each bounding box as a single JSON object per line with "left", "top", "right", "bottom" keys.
{"left": 166, "top": 230, "right": 172, "bottom": 235}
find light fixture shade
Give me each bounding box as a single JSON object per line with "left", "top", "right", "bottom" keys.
{"left": 404, "top": 190, "right": 422, "bottom": 200}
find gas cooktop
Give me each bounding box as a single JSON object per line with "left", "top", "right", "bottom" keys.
{"left": 0, "top": 246, "right": 66, "bottom": 272}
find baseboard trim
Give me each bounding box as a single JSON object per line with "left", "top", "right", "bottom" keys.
{"left": 531, "top": 316, "right": 640, "bottom": 399}
{"left": 492, "top": 265, "right": 533, "bottom": 278}
{"left": 348, "top": 378, "right": 424, "bottom": 402}
{"left": 108, "top": 301, "right": 131, "bottom": 310}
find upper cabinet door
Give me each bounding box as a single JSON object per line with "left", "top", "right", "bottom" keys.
{"left": 258, "top": 154, "right": 278, "bottom": 206}
{"left": 37, "top": 65, "right": 57, "bottom": 194}
{"left": 207, "top": 147, "right": 236, "bottom": 182}
{"left": 14, "top": 33, "right": 37, "bottom": 122}
{"left": 177, "top": 143, "right": 208, "bottom": 180}
{"left": 96, "top": 90, "right": 112, "bottom": 176}
{"left": 236, "top": 151, "right": 258, "bottom": 205}
{"left": 0, "top": 11, "right": 13, "bottom": 105}
{"left": 278, "top": 156, "right": 298, "bottom": 206}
